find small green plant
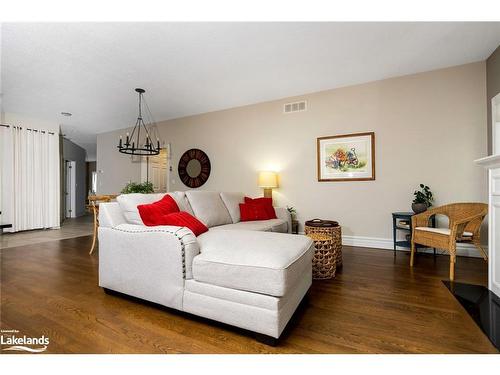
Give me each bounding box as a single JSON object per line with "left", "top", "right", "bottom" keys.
{"left": 121, "top": 181, "right": 154, "bottom": 194}
{"left": 413, "top": 184, "right": 433, "bottom": 207}
{"left": 287, "top": 206, "right": 297, "bottom": 220}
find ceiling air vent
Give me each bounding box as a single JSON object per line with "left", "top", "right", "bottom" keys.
{"left": 284, "top": 100, "right": 307, "bottom": 114}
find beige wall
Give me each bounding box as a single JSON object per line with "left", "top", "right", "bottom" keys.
{"left": 96, "top": 131, "right": 142, "bottom": 193}
{"left": 97, "top": 62, "right": 488, "bottom": 240}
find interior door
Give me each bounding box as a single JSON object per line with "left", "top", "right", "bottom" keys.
{"left": 65, "top": 160, "right": 76, "bottom": 218}
{"left": 150, "top": 154, "right": 167, "bottom": 192}
{"left": 141, "top": 148, "right": 168, "bottom": 192}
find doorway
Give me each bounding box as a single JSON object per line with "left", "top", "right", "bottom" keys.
{"left": 141, "top": 147, "right": 169, "bottom": 193}
{"left": 64, "top": 160, "right": 76, "bottom": 218}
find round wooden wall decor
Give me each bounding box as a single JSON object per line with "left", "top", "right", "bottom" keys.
{"left": 178, "top": 148, "right": 211, "bottom": 188}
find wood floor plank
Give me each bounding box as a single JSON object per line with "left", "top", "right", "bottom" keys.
{"left": 0, "top": 236, "right": 497, "bottom": 353}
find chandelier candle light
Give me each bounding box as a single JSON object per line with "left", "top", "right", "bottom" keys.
{"left": 117, "top": 88, "right": 161, "bottom": 156}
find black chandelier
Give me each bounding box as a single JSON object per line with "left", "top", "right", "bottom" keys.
{"left": 117, "top": 88, "right": 160, "bottom": 156}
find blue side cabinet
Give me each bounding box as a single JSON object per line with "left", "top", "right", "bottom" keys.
{"left": 392, "top": 211, "right": 436, "bottom": 257}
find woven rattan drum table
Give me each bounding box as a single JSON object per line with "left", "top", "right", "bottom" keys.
{"left": 305, "top": 219, "right": 342, "bottom": 279}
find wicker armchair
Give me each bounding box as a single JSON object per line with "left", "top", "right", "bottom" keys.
{"left": 410, "top": 203, "right": 488, "bottom": 281}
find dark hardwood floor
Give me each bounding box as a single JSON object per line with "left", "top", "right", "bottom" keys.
{"left": 0, "top": 236, "right": 497, "bottom": 353}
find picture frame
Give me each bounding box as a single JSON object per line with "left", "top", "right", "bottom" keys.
{"left": 317, "top": 132, "right": 375, "bottom": 182}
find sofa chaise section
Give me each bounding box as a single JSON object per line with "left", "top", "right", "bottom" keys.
{"left": 193, "top": 230, "right": 312, "bottom": 296}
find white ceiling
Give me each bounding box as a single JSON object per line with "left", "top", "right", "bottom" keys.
{"left": 2, "top": 22, "right": 500, "bottom": 160}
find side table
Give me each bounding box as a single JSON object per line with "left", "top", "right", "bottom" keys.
{"left": 308, "top": 232, "right": 336, "bottom": 279}
{"left": 305, "top": 219, "right": 342, "bottom": 280}
{"left": 87, "top": 194, "right": 118, "bottom": 255}
{"left": 392, "top": 211, "right": 436, "bottom": 257}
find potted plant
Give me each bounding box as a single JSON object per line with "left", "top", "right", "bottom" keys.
{"left": 287, "top": 206, "right": 299, "bottom": 234}
{"left": 121, "top": 181, "right": 154, "bottom": 194}
{"left": 412, "top": 184, "right": 434, "bottom": 213}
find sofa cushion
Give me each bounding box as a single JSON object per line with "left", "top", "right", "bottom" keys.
{"left": 184, "top": 271, "right": 311, "bottom": 311}
{"left": 193, "top": 230, "right": 313, "bottom": 296}
{"left": 184, "top": 279, "right": 281, "bottom": 310}
{"left": 185, "top": 191, "right": 232, "bottom": 228}
{"left": 210, "top": 219, "right": 288, "bottom": 233}
{"left": 169, "top": 191, "right": 195, "bottom": 216}
{"left": 117, "top": 192, "right": 194, "bottom": 225}
{"left": 415, "top": 227, "right": 473, "bottom": 237}
{"left": 220, "top": 192, "right": 245, "bottom": 223}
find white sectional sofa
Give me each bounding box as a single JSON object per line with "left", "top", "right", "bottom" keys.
{"left": 98, "top": 191, "right": 313, "bottom": 344}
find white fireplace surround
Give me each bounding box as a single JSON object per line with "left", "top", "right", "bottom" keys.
{"left": 476, "top": 154, "right": 500, "bottom": 297}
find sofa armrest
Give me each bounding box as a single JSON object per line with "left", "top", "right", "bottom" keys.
{"left": 275, "top": 207, "right": 292, "bottom": 233}
{"left": 99, "top": 202, "right": 127, "bottom": 228}
{"left": 98, "top": 224, "right": 199, "bottom": 309}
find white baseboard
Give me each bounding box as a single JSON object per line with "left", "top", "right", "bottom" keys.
{"left": 298, "top": 232, "right": 486, "bottom": 258}
{"left": 341, "top": 235, "right": 485, "bottom": 258}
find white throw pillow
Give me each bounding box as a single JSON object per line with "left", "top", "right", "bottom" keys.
{"left": 116, "top": 193, "right": 165, "bottom": 225}
{"left": 168, "top": 191, "right": 195, "bottom": 216}
{"left": 220, "top": 192, "right": 245, "bottom": 223}
{"left": 185, "top": 191, "right": 232, "bottom": 228}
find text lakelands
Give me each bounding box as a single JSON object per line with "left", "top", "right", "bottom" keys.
{"left": 1, "top": 335, "right": 50, "bottom": 345}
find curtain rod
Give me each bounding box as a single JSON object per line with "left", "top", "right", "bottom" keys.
{"left": 0, "top": 123, "right": 56, "bottom": 136}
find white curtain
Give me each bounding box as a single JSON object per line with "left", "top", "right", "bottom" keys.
{"left": 1, "top": 126, "right": 60, "bottom": 232}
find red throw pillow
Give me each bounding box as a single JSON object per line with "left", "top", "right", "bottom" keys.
{"left": 159, "top": 212, "right": 208, "bottom": 236}
{"left": 244, "top": 197, "right": 277, "bottom": 219}
{"left": 138, "top": 194, "right": 180, "bottom": 226}
{"left": 239, "top": 203, "right": 269, "bottom": 221}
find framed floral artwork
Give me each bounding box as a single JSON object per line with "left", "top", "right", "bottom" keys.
{"left": 317, "top": 132, "right": 375, "bottom": 182}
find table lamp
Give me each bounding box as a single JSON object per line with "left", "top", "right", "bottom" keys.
{"left": 258, "top": 171, "right": 278, "bottom": 198}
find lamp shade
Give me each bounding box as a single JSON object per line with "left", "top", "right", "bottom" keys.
{"left": 258, "top": 171, "right": 278, "bottom": 188}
